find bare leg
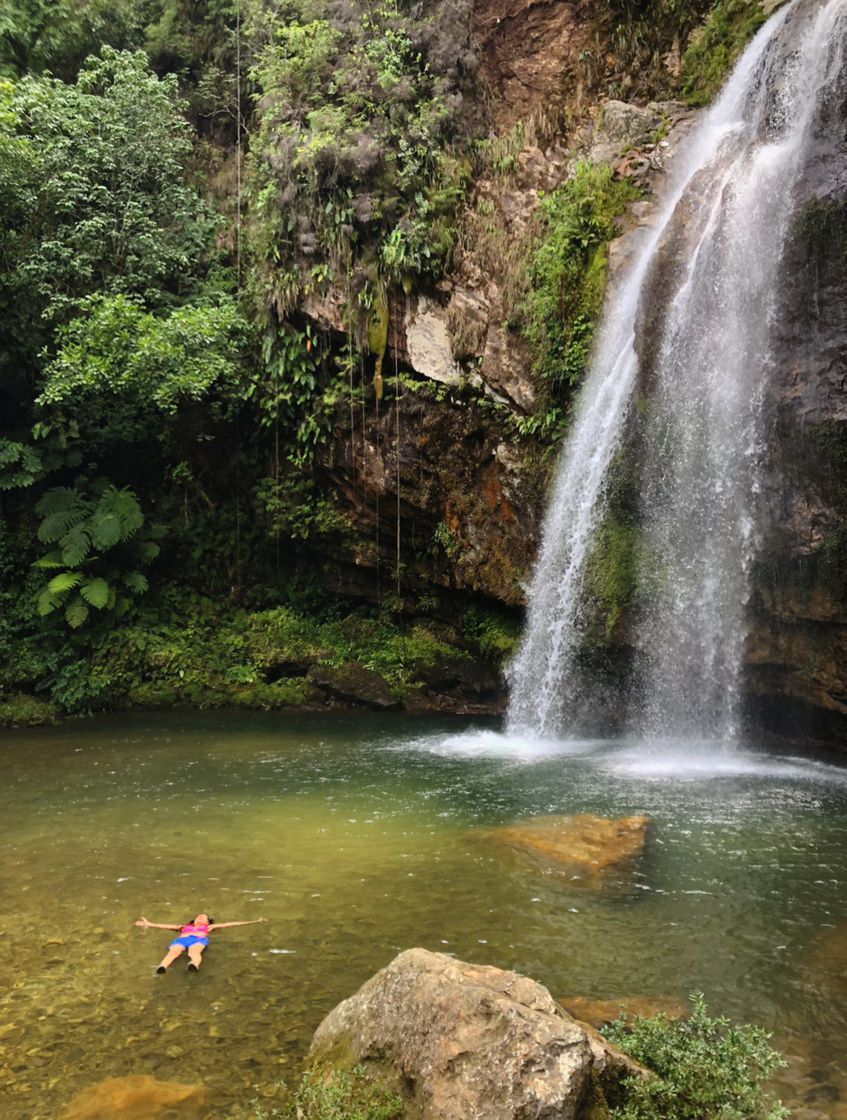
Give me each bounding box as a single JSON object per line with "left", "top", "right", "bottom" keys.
{"left": 156, "top": 944, "right": 185, "bottom": 973}
{"left": 187, "top": 943, "right": 206, "bottom": 971}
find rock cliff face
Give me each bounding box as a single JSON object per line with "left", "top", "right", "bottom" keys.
{"left": 744, "top": 66, "right": 847, "bottom": 741}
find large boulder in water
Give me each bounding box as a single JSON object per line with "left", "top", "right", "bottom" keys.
{"left": 59, "top": 1074, "right": 208, "bottom": 1120}
{"left": 309, "top": 947, "right": 646, "bottom": 1120}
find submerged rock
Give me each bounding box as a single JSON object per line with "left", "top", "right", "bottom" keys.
{"left": 559, "top": 995, "right": 688, "bottom": 1027}
{"left": 309, "top": 947, "right": 646, "bottom": 1120}
{"left": 59, "top": 1073, "right": 208, "bottom": 1120}
{"left": 482, "top": 813, "right": 650, "bottom": 878}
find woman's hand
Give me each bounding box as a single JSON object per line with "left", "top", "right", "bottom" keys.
{"left": 135, "top": 917, "right": 151, "bottom": 928}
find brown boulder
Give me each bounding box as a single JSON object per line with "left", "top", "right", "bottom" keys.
{"left": 309, "top": 947, "right": 645, "bottom": 1120}
{"left": 59, "top": 1074, "right": 208, "bottom": 1120}
{"left": 482, "top": 814, "right": 650, "bottom": 878}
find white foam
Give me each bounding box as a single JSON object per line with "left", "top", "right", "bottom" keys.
{"left": 397, "top": 729, "right": 602, "bottom": 761}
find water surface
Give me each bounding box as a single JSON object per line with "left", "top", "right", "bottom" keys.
{"left": 2, "top": 712, "right": 846, "bottom": 1118}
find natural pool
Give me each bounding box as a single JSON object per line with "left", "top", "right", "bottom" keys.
{"left": 2, "top": 712, "right": 847, "bottom": 1119}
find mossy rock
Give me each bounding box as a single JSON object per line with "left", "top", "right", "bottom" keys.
{"left": 0, "top": 692, "right": 59, "bottom": 727}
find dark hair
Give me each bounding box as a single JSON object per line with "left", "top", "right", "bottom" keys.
{"left": 186, "top": 916, "right": 215, "bottom": 925}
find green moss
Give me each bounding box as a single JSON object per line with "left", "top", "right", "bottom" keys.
{"left": 522, "top": 162, "right": 640, "bottom": 411}
{"left": 0, "top": 691, "right": 59, "bottom": 727}
{"left": 289, "top": 1064, "right": 404, "bottom": 1120}
{"left": 584, "top": 519, "right": 640, "bottom": 639}
{"left": 682, "top": 0, "right": 768, "bottom": 106}
{"left": 578, "top": 1075, "right": 612, "bottom": 1120}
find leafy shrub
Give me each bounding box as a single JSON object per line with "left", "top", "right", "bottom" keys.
{"left": 36, "top": 293, "right": 249, "bottom": 450}
{"left": 603, "top": 993, "right": 789, "bottom": 1120}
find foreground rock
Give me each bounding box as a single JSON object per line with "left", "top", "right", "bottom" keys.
{"left": 481, "top": 814, "right": 650, "bottom": 879}
{"left": 309, "top": 947, "right": 646, "bottom": 1120}
{"left": 59, "top": 1074, "right": 208, "bottom": 1120}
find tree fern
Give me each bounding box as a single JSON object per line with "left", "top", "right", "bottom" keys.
{"left": 47, "top": 571, "right": 83, "bottom": 594}
{"left": 64, "top": 597, "right": 89, "bottom": 629}
{"left": 33, "top": 550, "right": 67, "bottom": 570}
{"left": 79, "top": 577, "right": 110, "bottom": 609}
{"left": 38, "top": 505, "right": 90, "bottom": 544}
{"left": 122, "top": 571, "right": 148, "bottom": 595}
{"left": 33, "top": 479, "right": 160, "bottom": 629}
{"left": 58, "top": 523, "right": 92, "bottom": 566}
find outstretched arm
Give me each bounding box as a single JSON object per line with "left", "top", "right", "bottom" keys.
{"left": 135, "top": 917, "right": 182, "bottom": 931}
{"left": 209, "top": 918, "right": 268, "bottom": 930}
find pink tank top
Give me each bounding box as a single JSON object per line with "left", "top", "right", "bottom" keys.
{"left": 180, "top": 923, "right": 210, "bottom": 936}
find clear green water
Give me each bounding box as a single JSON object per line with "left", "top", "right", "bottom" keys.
{"left": 2, "top": 712, "right": 847, "bottom": 1119}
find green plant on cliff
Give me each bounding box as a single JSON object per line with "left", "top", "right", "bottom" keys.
{"left": 682, "top": 0, "right": 768, "bottom": 106}
{"left": 522, "top": 162, "right": 639, "bottom": 404}
{"left": 246, "top": 0, "right": 474, "bottom": 311}
{"left": 604, "top": 993, "right": 789, "bottom": 1120}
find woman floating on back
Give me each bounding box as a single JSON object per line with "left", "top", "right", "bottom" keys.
{"left": 135, "top": 912, "right": 267, "bottom": 972}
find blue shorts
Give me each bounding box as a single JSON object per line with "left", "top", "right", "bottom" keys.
{"left": 170, "top": 935, "right": 208, "bottom": 949}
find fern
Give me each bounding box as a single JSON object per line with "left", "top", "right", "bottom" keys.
{"left": 47, "top": 571, "right": 84, "bottom": 594}
{"left": 65, "top": 597, "right": 89, "bottom": 628}
{"left": 33, "top": 550, "right": 67, "bottom": 570}
{"left": 92, "top": 486, "right": 144, "bottom": 546}
{"left": 32, "top": 479, "right": 159, "bottom": 630}
{"left": 0, "top": 439, "right": 42, "bottom": 490}
{"left": 133, "top": 540, "right": 161, "bottom": 562}
{"left": 90, "top": 512, "right": 123, "bottom": 549}
{"left": 37, "top": 589, "right": 61, "bottom": 616}
{"left": 79, "top": 577, "right": 110, "bottom": 609}
{"left": 59, "top": 523, "right": 92, "bottom": 566}
{"left": 35, "top": 486, "right": 85, "bottom": 517}
{"left": 38, "top": 506, "right": 89, "bottom": 543}
{"left": 123, "top": 571, "right": 149, "bottom": 595}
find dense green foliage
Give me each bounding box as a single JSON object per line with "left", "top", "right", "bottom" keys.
{"left": 247, "top": 0, "right": 474, "bottom": 313}
{"left": 0, "top": 0, "right": 755, "bottom": 722}
{"left": 604, "top": 994, "right": 788, "bottom": 1120}
{"left": 521, "top": 163, "right": 639, "bottom": 436}
{"left": 682, "top": 0, "right": 767, "bottom": 105}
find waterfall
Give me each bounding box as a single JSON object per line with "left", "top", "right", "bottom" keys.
{"left": 507, "top": 0, "right": 847, "bottom": 740}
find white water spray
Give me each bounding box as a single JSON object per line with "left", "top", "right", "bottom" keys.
{"left": 508, "top": 0, "right": 847, "bottom": 740}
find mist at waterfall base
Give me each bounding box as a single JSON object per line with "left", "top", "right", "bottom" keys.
{"left": 503, "top": 0, "right": 847, "bottom": 750}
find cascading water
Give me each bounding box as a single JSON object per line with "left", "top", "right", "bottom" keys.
{"left": 507, "top": 0, "right": 847, "bottom": 741}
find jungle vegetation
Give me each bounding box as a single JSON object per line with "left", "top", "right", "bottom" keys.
{"left": 0, "top": 0, "right": 769, "bottom": 723}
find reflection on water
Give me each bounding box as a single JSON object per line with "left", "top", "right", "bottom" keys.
{"left": 1, "top": 712, "right": 846, "bottom": 1118}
